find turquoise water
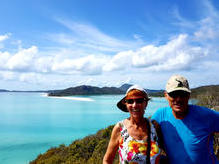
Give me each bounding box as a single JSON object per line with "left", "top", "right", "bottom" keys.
{"left": 0, "top": 92, "right": 168, "bottom": 164}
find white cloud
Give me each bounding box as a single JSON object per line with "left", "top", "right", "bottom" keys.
{"left": 19, "top": 73, "right": 45, "bottom": 84}
{"left": 34, "top": 56, "right": 53, "bottom": 73}
{"left": 194, "top": 17, "right": 219, "bottom": 41}
{"left": 50, "top": 33, "right": 76, "bottom": 45}
{"left": 51, "top": 55, "right": 107, "bottom": 75}
{"left": 0, "top": 51, "right": 10, "bottom": 69}
{"left": 103, "top": 50, "right": 134, "bottom": 72}
{"left": 103, "top": 34, "right": 205, "bottom": 72}
{"left": 0, "top": 71, "right": 16, "bottom": 80}
{"left": 0, "top": 33, "right": 210, "bottom": 76}
{"left": 6, "top": 46, "right": 38, "bottom": 71}
{"left": 0, "top": 33, "right": 10, "bottom": 42}
{"left": 149, "top": 52, "right": 192, "bottom": 71}
{"left": 0, "top": 33, "right": 11, "bottom": 49}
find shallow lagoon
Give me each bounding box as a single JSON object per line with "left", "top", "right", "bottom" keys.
{"left": 0, "top": 92, "right": 168, "bottom": 164}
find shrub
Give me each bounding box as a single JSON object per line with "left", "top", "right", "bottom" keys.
{"left": 196, "top": 92, "right": 219, "bottom": 159}
{"left": 30, "top": 125, "right": 119, "bottom": 164}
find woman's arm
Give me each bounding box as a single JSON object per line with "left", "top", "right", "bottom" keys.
{"left": 103, "top": 123, "right": 120, "bottom": 164}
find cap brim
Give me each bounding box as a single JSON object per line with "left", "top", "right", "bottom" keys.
{"left": 117, "top": 97, "right": 128, "bottom": 112}
{"left": 167, "top": 87, "right": 191, "bottom": 93}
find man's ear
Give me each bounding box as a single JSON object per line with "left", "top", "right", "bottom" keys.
{"left": 164, "top": 91, "right": 168, "bottom": 100}
{"left": 188, "top": 93, "right": 191, "bottom": 99}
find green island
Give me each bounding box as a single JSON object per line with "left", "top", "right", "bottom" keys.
{"left": 47, "top": 84, "right": 164, "bottom": 97}
{"left": 30, "top": 85, "right": 219, "bottom": 164}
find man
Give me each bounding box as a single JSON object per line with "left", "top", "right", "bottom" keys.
{"left": 152, "top": 75, "right": 219, "bottom": 164}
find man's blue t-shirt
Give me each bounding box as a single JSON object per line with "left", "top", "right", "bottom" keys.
{"left": 152, "top": 105, "right": 219, "bottom": 164}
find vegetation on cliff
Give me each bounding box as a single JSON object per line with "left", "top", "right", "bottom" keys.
{"left": 194, "top": 85, "right": 219, "bottom": 158}
{"left": 30, "top": 125, "right": 119, "bottom": 164}
{"left": 192, "top": 85, "right": 219, "bottom": 109}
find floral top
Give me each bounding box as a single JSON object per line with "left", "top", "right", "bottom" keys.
{"left": 118, "top": 119, "right": 161, "bottom": 164}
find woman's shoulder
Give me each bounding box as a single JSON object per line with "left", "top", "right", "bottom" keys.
{"left": 114, "top": 122, "right": 121, "bottom": 130}
{"left": 113, "top": 119, "right": 129, "bottom": 136}
{"left": 110, "top": 122, "right": 123, "bottom": 141}
{"left": 116, "top": 118, "right": 129, "bottom": 128}
{"left": 114, "top": 119, "right": 125, "bottom": 133}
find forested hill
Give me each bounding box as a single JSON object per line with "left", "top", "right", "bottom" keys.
{"left": 47, "top": 84, "right": 164, "bottom": 97}
{"left": 190, "top": 85, "right": 219, "bottom": 98}
{"left": 191, "top": 85, "right": 219, "bottom": 109}
{"left": 0, "top": 89, "right": 9, "bottom": 92}
{"left": 48, "top": 85, "right": 124, "bottom": 96}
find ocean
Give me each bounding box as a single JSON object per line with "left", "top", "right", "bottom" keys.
{"left": 0, "top": 92, "right": 168, "bottom": 164}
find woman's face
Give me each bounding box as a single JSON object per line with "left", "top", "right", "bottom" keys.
{"left": 125, "top": 95, "right": 148, "bottom": 118}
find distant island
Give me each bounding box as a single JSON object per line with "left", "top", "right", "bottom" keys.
{"left": 0, "top": 89, "right": 9, "bottom": 92}
{"left": 47, "top": 84, "right": 164, "bottom": 97}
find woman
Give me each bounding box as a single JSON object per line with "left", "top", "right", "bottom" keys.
{"left": 103, "top": 85, "right": 161, "bottom": 164}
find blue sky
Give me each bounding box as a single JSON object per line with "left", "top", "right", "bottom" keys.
{"left": 0, "top": 0, "right": 219, "bottom": 90}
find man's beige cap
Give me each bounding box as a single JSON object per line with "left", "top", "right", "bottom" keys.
{"left": 166, "top": 75, "right": 191, "bottom": 93}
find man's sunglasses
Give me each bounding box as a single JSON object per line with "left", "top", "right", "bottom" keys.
{"left": 125, "top": 98, "right": 146, "bottom": 104}
{"left": 168, "top": 91, "right": 190, "bottom": 98}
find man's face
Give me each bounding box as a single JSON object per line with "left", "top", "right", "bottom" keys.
{"left": 165, "top": 90, "right": 190, "bottom": 119}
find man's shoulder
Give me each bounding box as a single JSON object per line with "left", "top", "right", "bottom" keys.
{"left": 189, "top": 104, "right": 206, "bottom": 109}
{"left": 188, "top": 104, "right": 219, "bottom": 122}
{"left": 188, "top": 105, "right": 219, "bottom": 132}
{"left": 189, "top": 104, "right": 218, "bottom": 114}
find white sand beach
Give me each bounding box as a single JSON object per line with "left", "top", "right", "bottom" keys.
{"left": 42, "top": 94, "right": 94, "bottom": 102}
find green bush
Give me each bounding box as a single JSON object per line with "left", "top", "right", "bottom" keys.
{"left": 196, "top": 92, "right": 219, "bottom": 159}
{"left": 196, "top": 92, "right": 219, "bottom": 109}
